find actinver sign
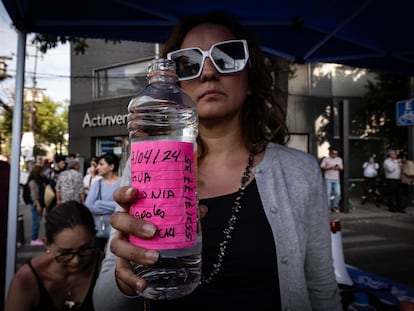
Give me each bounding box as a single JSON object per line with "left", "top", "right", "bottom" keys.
{"left": 82, "top": 112, "right": 128, "bottom": 128}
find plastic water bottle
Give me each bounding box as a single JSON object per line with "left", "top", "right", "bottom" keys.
{"left": 347, "top": 292, "right": 377, "bottom": 311}
{"left": 127, "top": 58, "right": 201, "bottom": 300}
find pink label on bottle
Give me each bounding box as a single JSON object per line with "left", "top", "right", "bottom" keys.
{"left": 129, "top": 141, "right": 197, "bottom": 249}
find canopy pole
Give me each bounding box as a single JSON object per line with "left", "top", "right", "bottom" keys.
{"left": 5, "top": 30, "right": 27, "bottom": 300}
{"left": 341, "top": 99, "right": 350, "bottom": 213}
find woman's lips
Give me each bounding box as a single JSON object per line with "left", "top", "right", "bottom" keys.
{"left": 199, "top": 89, "right": 223, "bottom": 100}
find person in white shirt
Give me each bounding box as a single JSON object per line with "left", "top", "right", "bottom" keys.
{"left": 382, "top": 149, "right": 404, "bottom": 213}
{"left": 361, "top": 156, "right": 380, "bottom": 205}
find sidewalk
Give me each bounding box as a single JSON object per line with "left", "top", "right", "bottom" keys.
{"left": 332, "top": 195, "right": 414, "bottom": 222}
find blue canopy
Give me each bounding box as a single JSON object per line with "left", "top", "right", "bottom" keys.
{"left": 3, "top": 0, "right": 414, "bottom": 76}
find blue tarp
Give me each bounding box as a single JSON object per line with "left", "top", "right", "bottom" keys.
{"left": 346, "top": 265, "right": 414, "bottom": 308}
{"left": 2, "top": 0, "right": 414, "bottom": 76}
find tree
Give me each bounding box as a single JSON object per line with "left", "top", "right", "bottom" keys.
{"left": 0, "top": 100, "right": 13, "bottom": 157}
{"left": 352, "top": 73, "right": 410, "bottom": 152}
{"left": 33, "top": 96, "right": 68, "bottom": 155}
{"left": 0, "top": 95, "right": 68, "bottom": 159}
{"left": 32, "top": 34, "right": 120, "bottom": 55}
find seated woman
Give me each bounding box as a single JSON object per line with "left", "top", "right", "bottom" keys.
{"left": 5, "top": 200, "right": 103, "bottom": 311}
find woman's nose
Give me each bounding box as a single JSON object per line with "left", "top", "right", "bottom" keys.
{"left": 200, "top": 57, "right": 218, "bottom": 80}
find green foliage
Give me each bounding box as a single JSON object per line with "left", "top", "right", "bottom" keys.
{"left": 33, "top": 96, "right": 68, "bottom": 150}
{"left": 32, "top": 34, "right": 121, "bottom": 55}
{"left": 353, "top": 72, "right": 410, "bottom": 151}
{"left": 0, "top": 102, "right": 13, "bottom": 156}
{"left": 0, "top": 95, "right": 68, "bottom": 159}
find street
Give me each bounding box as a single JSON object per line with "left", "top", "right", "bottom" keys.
{"left": 341, "top": 215, "right": 414, "bottom": 288}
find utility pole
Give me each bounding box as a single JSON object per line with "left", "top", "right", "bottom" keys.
{"left": 27, "top": 44, "right": 43, "bottom": 132}
{"left": 22, "top": 43, "right": 44, "bottom": 163}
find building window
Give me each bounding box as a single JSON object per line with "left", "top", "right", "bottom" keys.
{"left": 94, "top": 60, "right": 151, "bottom": 99}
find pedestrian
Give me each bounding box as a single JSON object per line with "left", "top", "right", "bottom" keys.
{"left": 27, "top": 164, "right": 46, "bottom": 246}
{"left": 92, "top": 11, "right": 342, "bottom": 310}
{"left": 43, "top": 155, "right": 67, "bottom": 210}
{"left": 5, "top": 200, "right": 104, "bottom": 311}
{"left": 361, "top": 155, "right": 380, "bottom": 205}
{"left": 83, "top": 156, "right": 102, "bottom": 198}
{"left": 320, "top": 146, "right": 344, "bottom": 213}
{"left": 39, "top": 157, "right": 51, "bottom": 179}
{"left": 383, "top": 149, "right": 404, "bottom": 213}
{"left": 55, "top": 159, "right": 85, "bottom": 205}
{"left": 65, "top": 153, "right": 77, "bottom": 166}
{"left": 85, "top": 152, "right": 121, "bottom": 251}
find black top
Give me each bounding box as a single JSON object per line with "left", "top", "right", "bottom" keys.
{"left": 26, "top": 252, "right": 101, "bottom": 310}
{"left": 150, "top": 179, "right": 281, "bottom": 310}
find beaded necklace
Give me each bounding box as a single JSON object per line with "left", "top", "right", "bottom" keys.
{"left": 201, "top": 152, "right": 255, "bottom": 284}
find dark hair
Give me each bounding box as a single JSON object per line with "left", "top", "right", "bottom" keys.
{"left": 45, "top": 200, "right": 96, "bottom": 243}
{"left": 99, "top": 152, "right": 120, "bottom": 173}
{"left": 54, "top": 155, "right": 66, "bottom": 163}
{"left": 162, "top": 11, "right": 290, "bottom": 158}
{"left": 28, "top": 165, "right": 44, "bottom": 183}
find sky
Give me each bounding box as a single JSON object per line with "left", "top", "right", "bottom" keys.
{"left": 0, "top": 1, "right": 70, "bottom": 104}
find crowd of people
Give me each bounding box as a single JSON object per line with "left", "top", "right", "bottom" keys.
{"left": 22, "top": 152, "right": 120, "bottom": 249}
{"left": 319, "top": 147, "right": 414, "bottom": 213}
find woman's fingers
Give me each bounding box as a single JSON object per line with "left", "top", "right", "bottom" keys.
{"left": 115, "top": 256, "right": 148, "bottom": 294}
{"left": 110, "top": 187, "right": 209, "bottom": 294}
{"left": 110, "top": 210, "right": 156, "bottom": 239}
{"left": 112, "top": 186, "right": 138, "bottom": 212}
{"left": 110, "top": 229, "right": 159, "bottom": 265}
{"left": 110, "top": 229, "right": 159, "bottom": 294}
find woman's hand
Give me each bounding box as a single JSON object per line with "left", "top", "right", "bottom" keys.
{"left": 110, "top": 185, "right": 208, "bottom": 295}
{"left": 110, "top": 186, "right": 158, "bottom": 294}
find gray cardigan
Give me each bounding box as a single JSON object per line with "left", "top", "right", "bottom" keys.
{"left": 93, "top": 142, "right": 342, "bottom": 310}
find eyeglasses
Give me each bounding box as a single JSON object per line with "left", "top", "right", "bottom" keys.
{"left": 167, "top": 39, "right": 249, "bottom": 81}
{"left": 54, "top": 246, "right": 96, "bottom": 263}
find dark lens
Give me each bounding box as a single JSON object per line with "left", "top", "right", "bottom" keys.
{"left": 55, "top": 253, "right": 74, "bottom": 263}
{"left": 171, "top": 49, "right": 203, "bottom": 78}
{"left": 212, "top": 41, "right": 246, "bottom": 71}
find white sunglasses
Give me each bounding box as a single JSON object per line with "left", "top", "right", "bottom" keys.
{"left": 167, "top": 39, "right": 249, "bottom": 81}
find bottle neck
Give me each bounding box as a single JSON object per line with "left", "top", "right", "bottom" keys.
{"left": 148, "top": 70, "right": 178, "bottom": 84}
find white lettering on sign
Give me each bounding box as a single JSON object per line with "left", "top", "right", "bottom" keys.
{"left": 82, "top": 112, "right": 128, "bottom": 128}
{"left": 406, "top": 102, "right": 412, "bottom": 110}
